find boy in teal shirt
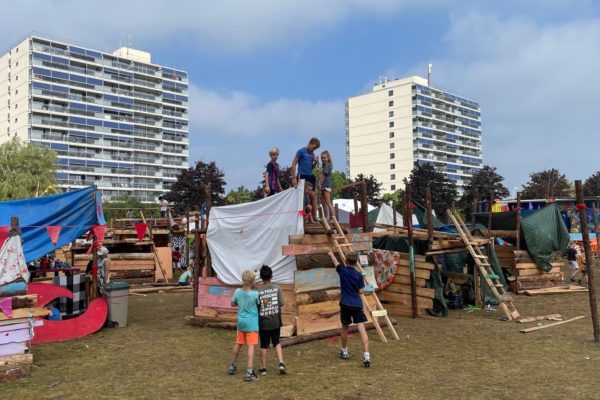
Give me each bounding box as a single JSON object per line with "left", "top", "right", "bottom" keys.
{"left": 228, "top": 270, "right": 260, "bottom": 382}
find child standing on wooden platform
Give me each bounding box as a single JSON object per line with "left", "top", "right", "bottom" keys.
{"left": 264, "top": 147, "right": 283, "bottom": 197}
{"left": 328, "top": 251, "right": 371, "bottom": 368}
{"left": 319, "top": 150, "right": 335, "bottom": 222}
{"left": 257, "top": 265, "right": 287, "bottom": 376}
{"left": 228, "top": 270, "right": 260, "bottom": 381}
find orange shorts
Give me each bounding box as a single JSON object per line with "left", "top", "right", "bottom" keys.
{"left": 236, "top": 331, "right": 258, "bottom": 345}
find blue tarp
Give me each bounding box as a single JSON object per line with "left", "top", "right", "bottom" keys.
{"left": 0, "top": 186, "right": 105, "bottom": 262}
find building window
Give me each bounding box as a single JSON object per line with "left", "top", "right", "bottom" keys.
{"left": 388, "top": 90, "right": 393, "bottom": 96}
{"left": 15, "top": 89, "right": 18, "bottom": 95}
{"left": 389, "top": 100, "right": 394, "bottom": 107}
{"left": 389, "top": 132, "right": 394, "bottom": 139}
{"left": 389, "top": 121, "right": 394, "bottom": 128}
{"left": 14, "top": 118, "right": 17, "bottom": 123}
{"left": 15, "top": 47, "right": 18, "bottom": 53}
{"left": 389, "top": 111, "right": 394, "bottom": 117}
{"left": 390, "top": 153, "right": 395, "bottom": 159}
{"left": 14, "top": 104, "right": 17, "bottom": 109}
{"left": 390, "top": 142, "right": 394, "bottom": 149}
{"left": 14, "top": 76, "right": 18, "bottom": 81}
{"left": 390, "top": 163, "right": 395, "bottom": 169}
{"left": 391, "top": 184, "right": 396, "bottom": 191}
{"left": 391, "top": 174, "right": 396, "bottom": 180}
{"left": 15, "top": 61, "right": 18, "bottom": 67}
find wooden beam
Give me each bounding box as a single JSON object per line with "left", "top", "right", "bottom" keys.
{"left": 520, "top": 315, "right": 586, "bottom": 333}
{"left": 517, "top": 314, "right": 562, "bottom": 323}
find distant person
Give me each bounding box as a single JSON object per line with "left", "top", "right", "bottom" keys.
{"left": 228, "top": 270, "right": 260, "bottom": 382}
{"left": 328, "top": 251, "right": 370, "bottom": 368}
{"left": 264, "top": 147, "right": 283, "bottom": 197}
{"left": 178, "top": 268, "right": 192, "bottom": 286}
{"left": 319, "top": 150, "right": 335, "bottom": 222}
{"left": 291, "top": 137, "right": 320, "bottom": 217}
{"left": 257, "top": 265, "right": 286, "bottom": 376}
{"left": 97, "top": 246, "right": 111, "bottom": 288}
{"left": 172, "top": 246, "right": 182, "bottom": 272}
{"left": 159, "top": 196, "right": 169, "bottom": 218}
{"left": 303, "top": 182, "right": 316, "bottom": 223}
{"left": 566, "top": 244, "right": 579, "bottom": 282}
{"left": 47, "top": 301, "right": 62, "bottom": 321}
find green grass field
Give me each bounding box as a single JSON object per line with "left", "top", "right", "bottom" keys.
{"left": 4, "top": 269, "right": 600, "bottom": 399}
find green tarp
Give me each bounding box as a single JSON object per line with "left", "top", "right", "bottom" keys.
{"left": 521, "top": 204, "right": 571, "bottom": 272}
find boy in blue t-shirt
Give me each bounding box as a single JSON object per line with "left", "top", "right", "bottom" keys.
{"left": 228, "top": 270, "right": 261, "bottom": 381}
{"left": 328, "top": 251, "right": 371, "bottom": 367}
{"left": 291, "top": 137, "right": 320, "bottom": 218}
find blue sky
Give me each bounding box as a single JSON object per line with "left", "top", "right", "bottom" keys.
{"left": 3, "top": 0, "right": 600, "bottom": 194}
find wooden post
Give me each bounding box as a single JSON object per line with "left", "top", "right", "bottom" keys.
{"left": 360, "top": 182, "right": 369, "bottom": 232}
{"left": 425, "top": 188, "right": 433, "bottom": 245}
{"left": 335, "top": 204, "right": 339, "bottom": 221}
{"left": 192, "top": 231, "right": 201, "bottom": 309}
{"left": 470, "top": 190, "right": 477, "bottom": 230}
{"left": 405, "top": 184, "right": 418, "bottom": 318}
{"left": 486, "top": 194, "right": 493, "bottom": 235}
{"left": 392, "top": 200, "right": 397, "bottom": 227}
{"left": 515, "top": 192, "right": 522, "bottom": 250}
{"left": 593, "top": 203, "right": 600, "bottom": 262}
{"left": 204, "top": 184, "right": 212, "bottom": 277}
{"left": 575, "top": 180, "right": 600, "bottom": 343}
{"left": 353, "top": 194, "right": 359, "bottom": 227}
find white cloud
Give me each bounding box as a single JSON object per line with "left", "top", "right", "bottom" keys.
{"left": 1, "top": 0, "right": 440, "bottom": 55}
{"left": 187, "top": 83, "right": 345, "bottom": 188}
{"left": 407, "top": 13, "right": 600, "bottom": 190}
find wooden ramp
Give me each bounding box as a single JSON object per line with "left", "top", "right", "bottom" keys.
{"left": 446, "top": 209, "right": 520, "bottom": 321}
{"left": 321, "top": 208, "right": 399, "bottom": 342}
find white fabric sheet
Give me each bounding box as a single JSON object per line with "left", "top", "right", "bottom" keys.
{"left": 207, "top": 182, "right": 304, "bottom": 285}
{"left": 0, "top": 235, "right": 29, "bottom": 285}
{"left": 374, "top": 203, "right": 420, "bottom": 232}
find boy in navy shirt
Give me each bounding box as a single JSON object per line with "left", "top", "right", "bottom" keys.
{"left": 328, "top": 251, "right": 370, "bottom": 367}
{"left": 264, "top": 147, "right": 283, "bottom": 196}
{"left": 291, "top": 137, "right": 320, "bottom": 218}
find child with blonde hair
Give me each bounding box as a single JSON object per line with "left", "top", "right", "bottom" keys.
{"left": 319, "top": 151, "right": 335, "bottom": 221}
{"left": 264, "top": 147, "right": 283, "bottom": 196}
{"left": 228, "top": 269, "right": 260, "bottom": 381}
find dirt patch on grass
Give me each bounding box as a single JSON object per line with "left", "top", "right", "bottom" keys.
{"left": 4, "top": 265, "right": 600, "bottom": 399}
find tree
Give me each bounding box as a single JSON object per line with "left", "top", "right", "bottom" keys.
{"left": 165, "top": 160, "right": 226, "bottom": 214}
{"left": 406, "top": 162, "right": 458, "bottom": 218}
{"left": 382, "top": 188, "right": 405, "bottom": 213}
{"left": 338, "top": 174, "right": 383, "bottom": 207}
{"left": 226, "top": 186, "right": 254, "bottom": 204}
{"left": 521, "top": 168, "right": 571, "bottom": 199}
{"left": 0, "top": 138, "right": 57, "bottom": 200}
{"left": 584, "top": 171, "right": 600, "bottom": 197}
{"left": 459, "top": 165, "right": 509, "bottom": 216}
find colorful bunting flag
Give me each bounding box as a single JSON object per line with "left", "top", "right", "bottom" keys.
{"left": 46, "top": 226, "right": 62, "bottom": 246}
{"left": 134, "top": 223, "right": 148, "bottom": 241}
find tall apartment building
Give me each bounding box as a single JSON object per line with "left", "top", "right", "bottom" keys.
{"left": 0, "top": 34, "right": 189, "bottom": 202}
{"left": 346, "top": 76, "right": 482, "bottom": 194}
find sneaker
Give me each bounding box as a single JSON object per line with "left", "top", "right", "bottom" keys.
{"left": 339, "top": 350, "right": 350, "bottom": 360}
{"left": 244, "top": 370, "right": 258, "bottom": 382}
{"left": 278, "top": 362, "right": 287, "bottom": 375}
{"left": 227, "top": 363, "right": 237, "bottom": 375}
{"left": 363, "top": 358, "right": 371, "bottom": 368}
{"left": 258, "top": 368, "right": 267, "bottom": 376}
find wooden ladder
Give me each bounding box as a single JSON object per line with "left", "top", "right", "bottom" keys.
{"left": 320, "top": 207, "right": 399, "bottom": 342}
{"left": 446, "top": 209, "right": 520, "bottom": 320}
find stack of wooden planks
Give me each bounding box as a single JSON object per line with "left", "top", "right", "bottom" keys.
{"left": 507, "top": 250, "right": 564, "bottom": 292}
{"left": 378, "top": 253, "right": 434, "bottom": 317}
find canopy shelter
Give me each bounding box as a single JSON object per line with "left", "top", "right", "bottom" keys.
{"left": 0, "top": 186, "right": 105, "bottom": 263}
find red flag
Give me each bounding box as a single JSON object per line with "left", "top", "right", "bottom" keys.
{"left": 46, "top": 226, "right": 62, "bottom": 246}
{"left": 134, "top": 223, "right": 148, "bottom": 241}
{"left": 92, "top": 225, "right": 107, "bottom": 244}
{"left": 0, "top": 226, "right": 9, "bottom": 248}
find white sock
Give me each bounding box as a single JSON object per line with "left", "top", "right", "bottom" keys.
{"left": 341, "top": 347, "right": 348, "bottom": 353}
{"left": 364, "top": 352, "right": 370, "bottom": 360}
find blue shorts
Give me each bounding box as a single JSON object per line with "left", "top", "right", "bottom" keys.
{"left": 299, "top": 174, "right": 316, "bottom": 190}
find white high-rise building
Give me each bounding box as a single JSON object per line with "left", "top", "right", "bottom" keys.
{"left": 346, "top": 76, "right": 482, "bottom": 194}
{"left": 0, "top": 34, "right": 189, "bottom": 202}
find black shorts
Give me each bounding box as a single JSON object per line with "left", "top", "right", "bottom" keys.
{"left": 340, "top": 305, "right": 367, "bottom": 326}
{"left": 259, "top": 328, "right": 281, "bottom": 349}
{"left": 299, "top": 174, "right": 316, "bottom": 190}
